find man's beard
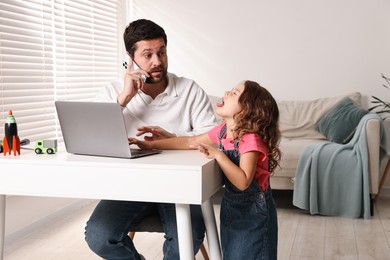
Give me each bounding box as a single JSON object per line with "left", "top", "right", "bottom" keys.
{"left": 147, "top": 67, "right": 167, "bottom": 84}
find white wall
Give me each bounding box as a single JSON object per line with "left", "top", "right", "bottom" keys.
{"left": 129, "top": 0, "right": 390, "bottom": 190}
{"left": 130, "top": 0, "right": 390, "bottom": 102}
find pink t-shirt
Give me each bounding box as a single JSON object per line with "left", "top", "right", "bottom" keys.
{"left": 208, "top": 123, "right": 270, "bottom": 191}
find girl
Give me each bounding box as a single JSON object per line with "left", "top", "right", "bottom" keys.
{"left": 130, "top": 80, "right": 281, "bottom": 260}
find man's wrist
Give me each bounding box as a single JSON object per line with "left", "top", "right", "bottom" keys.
{"left": 117, "top": 93, "right": 129, "bottom": 107}
{"left": 117, "top": 98, "right": 125, "bottom": 107}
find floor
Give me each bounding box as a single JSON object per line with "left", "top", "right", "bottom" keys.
{"left": 3, "top": 190, "right": 390, "bottom": 260}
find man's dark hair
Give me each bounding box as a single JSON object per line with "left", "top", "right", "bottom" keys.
{"left": 124, "top": 19, "right": 167, "bottom": 58}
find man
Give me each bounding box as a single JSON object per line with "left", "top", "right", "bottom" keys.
{"left": 84, "top": 19, "right": 217, "bottom": 260}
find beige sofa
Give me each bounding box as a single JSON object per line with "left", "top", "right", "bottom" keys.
{"left": 209, "top": 92, "right": 383, "bottom": 195}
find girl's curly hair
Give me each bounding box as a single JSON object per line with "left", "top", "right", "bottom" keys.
{"left": 233, "top": 81, "right": 281, "bottom": 173}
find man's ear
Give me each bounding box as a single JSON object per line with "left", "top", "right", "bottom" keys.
{"left": 127, "top": 51, "right": 135, "bottom": 60}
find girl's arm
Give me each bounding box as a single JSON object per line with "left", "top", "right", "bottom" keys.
{"left": 199, "top": 144, "right": 258, "bottom": 190}
{"left": 129, "top": 132, "right": 213, "bottom": 150}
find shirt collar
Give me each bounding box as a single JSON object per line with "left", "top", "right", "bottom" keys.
{"left": 163, "top": 73, "right": 178, "bottom": 98}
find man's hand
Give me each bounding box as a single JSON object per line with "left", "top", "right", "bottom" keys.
{"left": 117, "top": 59, "right": 150, "bottom": 107}
{"left": 136, "top": 126, "right": 176, "bottom": 141}
{"left": 128, "top": 138, "right": 153, "bottom": 150}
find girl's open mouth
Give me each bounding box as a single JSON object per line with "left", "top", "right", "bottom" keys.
{"left": 217, "top": 98, "right": 224, "bottom": 107}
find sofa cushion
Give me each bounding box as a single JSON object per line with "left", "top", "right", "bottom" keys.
{"left": 274, "top": 138, "right": 328, "bottom": 178}
{"left": 277, "top": 92, "right": 362, "bottom": 139}
{"left": 315, "top": 97, "right": 368, "bottom": 144}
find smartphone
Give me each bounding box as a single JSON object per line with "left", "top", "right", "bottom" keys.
{"left": 132, "top": 61, "right": 149, "bottom": 83}
{"left": 124, "top": 54, "right": 151, "bottom": 83}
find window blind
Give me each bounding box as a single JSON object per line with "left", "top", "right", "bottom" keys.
{"left": 0, "top": 0, "right": 123, "bottom": 142}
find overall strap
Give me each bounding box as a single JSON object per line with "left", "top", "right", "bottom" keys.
{"left": 218, "top": 124, "right": 240, "bottom": 155}
{"left": 218, "top": 125, "right": 227, "bottom": 150}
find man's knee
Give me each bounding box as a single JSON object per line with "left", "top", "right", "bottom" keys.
{"left": 84, "top": 219, "right": 111, "bottom": 255}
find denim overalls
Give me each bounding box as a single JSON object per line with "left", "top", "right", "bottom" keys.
{"left": 218, "top": 126, "right": 278, "bottom": 260}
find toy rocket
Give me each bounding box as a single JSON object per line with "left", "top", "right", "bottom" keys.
{"left": 3, "top": 110, "right": 20, "bottom": 156}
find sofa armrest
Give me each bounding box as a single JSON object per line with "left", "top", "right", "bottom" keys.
{"left": 366, "top": 118, "right": 381, "bottom": 194}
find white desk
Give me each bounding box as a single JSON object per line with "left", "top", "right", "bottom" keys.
{"left": 0, "top": 149, "right": 223, "bottom": 260}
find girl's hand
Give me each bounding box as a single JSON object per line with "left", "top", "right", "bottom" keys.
{"left": 128, "top": 138, "right": 153, "bottom": 150}
{"left": 197, "top": 143, "right": 222, "bottom": 159}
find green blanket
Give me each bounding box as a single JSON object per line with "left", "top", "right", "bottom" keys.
{"left": 293, "top": 113, "right": 387, "bottom": 218}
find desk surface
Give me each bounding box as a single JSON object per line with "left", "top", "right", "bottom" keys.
{"left": 0, "top": 148, "right": 223, "bottom": 259}
{"left": 0, "top": 149, "right": 222, "bottom": 205}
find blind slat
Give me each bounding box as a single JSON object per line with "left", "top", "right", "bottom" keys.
{"left": 1, "top": 0, "right": 122, "bottom": 142}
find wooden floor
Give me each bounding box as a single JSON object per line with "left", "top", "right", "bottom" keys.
{"left": 4, "top": 190, "right": 390, "bottom": 260}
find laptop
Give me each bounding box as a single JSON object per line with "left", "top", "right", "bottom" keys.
{"left": 55, "top": 101, "right": 161, "bottom": 159}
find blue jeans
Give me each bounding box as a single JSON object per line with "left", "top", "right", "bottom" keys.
{"left": 84, "top": 200, "right": 205, "bottom": 260}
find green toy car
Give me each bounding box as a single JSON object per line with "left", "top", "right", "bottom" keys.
{"left": 34, "top": 140, "right": 57, "bottom": 154}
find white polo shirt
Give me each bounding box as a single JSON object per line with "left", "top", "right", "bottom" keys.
{"left": 98, "top": 73, "right": 218, "bottom": 137}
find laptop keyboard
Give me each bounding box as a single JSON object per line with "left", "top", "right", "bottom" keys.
{"left": 129, "top": 148, "right": 161, "bottom": 158}
{"left": 130, "top": 149, "right": 143, "bottom": 156}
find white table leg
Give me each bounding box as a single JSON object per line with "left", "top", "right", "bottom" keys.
{"left": 0, "top": 195, "right": 5, "bottom": 260}
{"left": 175, "top": 203, "right": 194, "bottom": 260}
{"left": 202, "top": 199, "right": 222, "bottom": 260}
